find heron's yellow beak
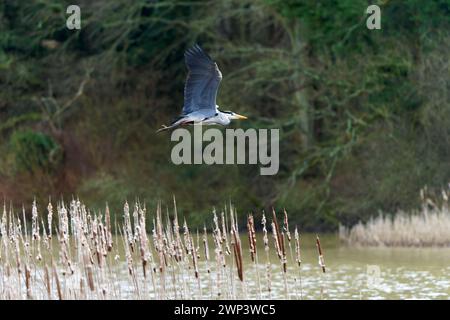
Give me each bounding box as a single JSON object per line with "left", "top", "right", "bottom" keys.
{"left": 234, "top": 113, "right": 248, "bottom": 120}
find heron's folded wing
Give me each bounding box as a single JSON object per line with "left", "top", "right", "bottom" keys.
{"left": 183, "top": 44, "right": 222, "bottom": 115}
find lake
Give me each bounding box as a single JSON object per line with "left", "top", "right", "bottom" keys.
{"left": 1, "top": 233, "right": 449, "bottom": 300}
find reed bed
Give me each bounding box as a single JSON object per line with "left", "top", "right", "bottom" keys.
{"left": 0, "top": 199, "right": 326, "bottom": 300}
{"left": 340, "top": 188, "right": 450, "bottom": 247}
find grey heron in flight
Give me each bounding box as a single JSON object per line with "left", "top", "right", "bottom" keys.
{"left": 157, "top": 44, "right": 247, "bottom": 133}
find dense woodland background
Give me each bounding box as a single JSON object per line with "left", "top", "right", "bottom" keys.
{"left": 0, "top": 0, "right": 449, "bottom": 230}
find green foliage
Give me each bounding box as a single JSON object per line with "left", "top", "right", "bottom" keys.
{"left": 9, "top": 130, "right": 62, "bottom": 173}
{"left": 0, "top": 0, "right": 449, "bottom": 230}
{"left": 266, "top": 0, "right": 368, "bottom": 50}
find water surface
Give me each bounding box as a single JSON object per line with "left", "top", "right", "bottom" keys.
{"left": 112, "top": 233, "right": 450, "bottom": 300}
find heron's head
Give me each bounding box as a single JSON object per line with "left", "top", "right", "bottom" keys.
{"left": 221, "top": 110, "right": 248, "bottom": 120}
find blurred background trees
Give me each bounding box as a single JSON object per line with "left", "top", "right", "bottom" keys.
{"left": 0, "top": 0, "right": 449, "bottom": 230}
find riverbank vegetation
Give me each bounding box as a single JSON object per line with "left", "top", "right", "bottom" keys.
{"left": 340, "top": 188, "right": 450, "bottom": 246}
{"left": 1, "top": 1, "right": 449, "bottom": 230}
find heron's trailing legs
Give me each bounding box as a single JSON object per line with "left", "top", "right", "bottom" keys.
{"left": 156, "top": 118, "right": 190, "bottom": 133}
{"left": 156, "top": 124, "right": 176, "bottom": 133}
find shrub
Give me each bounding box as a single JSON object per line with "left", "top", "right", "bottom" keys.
{"left": 9, "top": 130, "right": 62, "bottom": 173}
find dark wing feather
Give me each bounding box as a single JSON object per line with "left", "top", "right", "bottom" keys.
{"left": 183, "top": 44, "right": 222, "bottom": 115}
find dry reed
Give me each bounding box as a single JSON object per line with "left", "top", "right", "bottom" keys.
{"left": 340, "top": 188, "right": 450, "bottom": 247}
{"left": 0, "top": 199, "right": 326, "bottom": 300}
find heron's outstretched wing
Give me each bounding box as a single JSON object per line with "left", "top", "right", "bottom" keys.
{"left": 183, "top": 44, "right": 222, "bottom": 115}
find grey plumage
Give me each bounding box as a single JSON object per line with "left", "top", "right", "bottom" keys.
{"left": 157, "top": 44, "right": 247, "bottom": 133}
{"left": 183, "top": 44, "right": 222, "bottom": 116}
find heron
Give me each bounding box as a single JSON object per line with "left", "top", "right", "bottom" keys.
{"left": 157, "top": 44, "right": 247, "bottom": 133}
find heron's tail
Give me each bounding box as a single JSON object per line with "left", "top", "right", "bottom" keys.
{"left": 156, "top": 125, "right": 171, "bottom": 133}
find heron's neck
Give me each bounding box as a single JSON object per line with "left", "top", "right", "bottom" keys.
{"left": 217, "top": 111, "right": 231, "bottom": 124}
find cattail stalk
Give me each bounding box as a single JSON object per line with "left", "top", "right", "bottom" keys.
{"left": 247, "top": 214, "right": 262, "bottom": 298}
{"left": 261, "top": 213, "right": 271, "bottom": 298}
{"left": 272, "top": 209, "right": 288, "bottom": 298}
{"left": 316, "top": 235, "right": 326, "bottom": 273}
{"left": 316, "top": 235, "right": 326, "bottom": 300}
{"left": 294, "top": 226, "right": 303, "bottom": 299}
